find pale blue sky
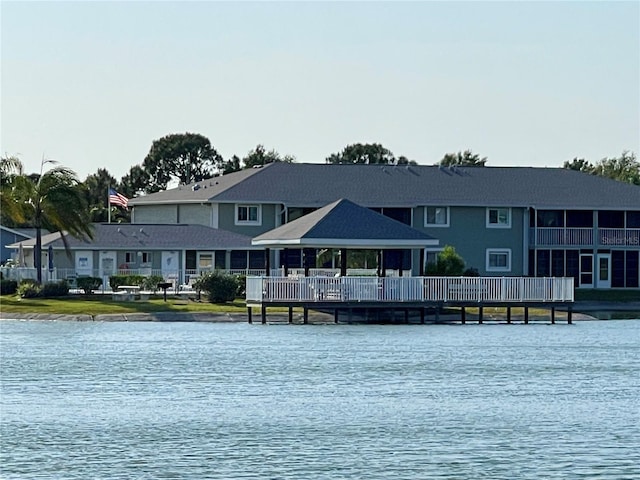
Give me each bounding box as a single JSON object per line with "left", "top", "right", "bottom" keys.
{"left": 1, "top": 1, "right": 638, "bottom": 181}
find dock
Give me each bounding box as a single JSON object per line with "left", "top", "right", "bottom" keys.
{"left": 245, "top": 276, "right": 575, "bottom": 324}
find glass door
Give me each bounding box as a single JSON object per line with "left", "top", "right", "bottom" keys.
{"left": 596, "top": 254, "right": 611, "bottom": 289}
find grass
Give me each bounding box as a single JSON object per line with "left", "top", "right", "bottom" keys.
{"left": 0, "top": 294, "right": 250, "bottom": 316}
{"left": 574, "top": 289, "right": 640, "bottom": 302}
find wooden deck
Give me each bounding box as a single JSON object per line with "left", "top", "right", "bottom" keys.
{"left": 246, "top": 276, "right": 575, "bottom": 324}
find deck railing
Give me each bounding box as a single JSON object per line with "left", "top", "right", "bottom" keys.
{"left": 530, "top": 227, "right": 640, "bottom": 246}
{"left": 246, "top": 276, "right": 574, "bottom": 304}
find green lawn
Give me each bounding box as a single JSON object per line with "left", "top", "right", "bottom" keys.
{"left": 574, "top": 289, "right": 640, "bottom": 302}
{"left": 0, "top": 294, "right": 250, "bottom": 316}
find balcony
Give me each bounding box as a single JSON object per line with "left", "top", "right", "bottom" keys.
{"left": 530, "top": 228, "right": 640, "bottom": 247}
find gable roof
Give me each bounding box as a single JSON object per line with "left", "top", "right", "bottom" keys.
{"left": 253, "top": 199, "right": 438, "bottom": 248}
{"left": 8, "top": 224, "right": 256, "bottom": 250}
{"left": 130, "top": 163, "right": 640, "bottom": 210}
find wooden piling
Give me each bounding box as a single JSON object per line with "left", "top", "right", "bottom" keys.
{"left": 551, "top": 307, "right": 555, "bottom": 324}
{"left": 524, "top": 307, "right": 529, "bottom": 324}
{"left": 568, "top": 307, "right": 573, "bottom": 325}
{"left": 261, "top": 305, "right": 267, "bottom": 324}
{"left": 461, "top": 306, "right": 466, "bottom": 324}
{"left": 507, "top": 307, "right": 511, "bottom": 324}
{"left": 478, "top": 307, "right": 483, "bottom": 324}
{"left": 247, "top": 307, "right": 252, "bottom": 324}
{"left": 288, "top": 306, "right": 293, "bottom": 324}
{"left": 303, "top": 307, "right": 308, "bottom": 324}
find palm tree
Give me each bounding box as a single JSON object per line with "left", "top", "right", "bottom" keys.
{"left": 5, "top": 158, "right": 93, "bottom": 283}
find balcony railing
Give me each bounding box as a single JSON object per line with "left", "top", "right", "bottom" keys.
{"left": 530, "top": 228, "right": 640, "bottom": 246}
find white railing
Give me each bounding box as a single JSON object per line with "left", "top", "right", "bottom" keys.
{"left": 530, "top": 228, "right": 593, "bottom": 246}
{"left": 246, "top": 276, "right": 574, "bottom": 304}
{"left": 531, "top": 227, "right": 640, "bottom": 246}
{"left": 599, "top": 228, "right": 640, "bottom": 246}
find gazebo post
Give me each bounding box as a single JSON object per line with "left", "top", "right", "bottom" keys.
{"left": 419, "top": 248, "right": 425, "bottom": 276}
{"left": 340, "top": 248, "right": 347, "bottom": 276}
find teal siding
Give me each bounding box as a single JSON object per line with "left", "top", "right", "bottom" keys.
{"left": 417, "top": 206, "right": 525, "bottom": 275}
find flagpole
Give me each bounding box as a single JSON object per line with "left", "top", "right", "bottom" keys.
{"left": 108, "top": 186, "right": 111, "bottom": 224}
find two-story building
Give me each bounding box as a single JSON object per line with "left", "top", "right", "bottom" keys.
{"left": 128, "top": 163, "right": 639, "bottom": 289}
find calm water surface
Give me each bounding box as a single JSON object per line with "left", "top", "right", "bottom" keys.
{"left": 1, "top": 319, "right": 639, "bottom": 479}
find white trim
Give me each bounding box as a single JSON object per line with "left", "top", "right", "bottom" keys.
{"left": 211, "top": 203, "right": 219, "bottom": 228}
{"left": 252, "top": 238, "right": 439, "bottom": 247}
{"left": 424, "top": 206, "right": 450, "bottom": 227}
{"left": 486, "top": 207, "right": 512, "bottom": 229}
{"left": 486, "top": 248, "right": 512, "bottom": 272}
{"left": 234, "top": 204, "right": 262, "bottom": 226}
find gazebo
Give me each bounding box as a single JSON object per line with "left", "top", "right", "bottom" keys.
{"left": 252, "top": 198, "right": 438, "bottom": 277}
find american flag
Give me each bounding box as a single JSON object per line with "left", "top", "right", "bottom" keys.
{"left": 109, "top": 188, "right": 129, "bottom": 208}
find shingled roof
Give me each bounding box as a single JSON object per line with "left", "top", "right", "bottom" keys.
{"left": 130, "top": 163, "right": 640, "bottom": 210}
{"left": 252, "top": 199, "right": 438, "bottom": 248}
{"left": 8, "top": 224, "right": 255, "bottom": 250}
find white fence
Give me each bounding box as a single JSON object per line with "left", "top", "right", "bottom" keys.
{"left": 247, "top": 276, "right": 575, "bottom": 304}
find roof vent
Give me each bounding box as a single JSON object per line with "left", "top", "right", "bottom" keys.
{"left": 192, "top": 184, "right": 200, "bottom": 191}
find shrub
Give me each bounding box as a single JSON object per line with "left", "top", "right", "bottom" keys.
{"left": 195, "top": 271, "right": 238, "bottom": 303}
{"left": 141, "top": 275, "right": 165, "bottom": 292}
{"left": 18, "top": 282, "right": 43, "bottom": 298}
{"left": 77, "top": 277, "right": 103, "bottom": 294}
{"left": 463, "top": 267, "right": 479, "bottom": 277}
{"left": 425, "top": 245, "right": 466, "bottom": 276}
{"left": 235, "top": 274, "right": 246, "bottom": 297}
{"left": 42, "top": 280, "right": 70, "bottom": 297}
{"left": 0, "top": 279, "right": 18, "bottom": 295}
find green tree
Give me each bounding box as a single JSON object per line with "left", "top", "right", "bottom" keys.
{"left": 438, "top": 149, "right": 487, "bottom": 166}
{"left": 83, "top": 168, "right": 119, "bottom": 222}
{"left": 142, "top": 132, "right": 222, "bottom": 192}
{"left": 425, "top": 245, "right": 466, "bottom": 276}
{"left": 562, "top": 157, "right": 594, "bottom": 173}
{"left": 1, "top": 155, "right": 25, "bottom": 227}
{"left": 326, "top": 143, "right": 416, "bottom": 165}
{"left": 563, "top": 151, "right": 639, "bottom": 185}
{"left": 120, "top": 164, "right": 150, "bottom": 198}
{"left": 218, "top": 155, "right": 242, "bottom": 174}
{"left": 242, "top": 144, "right": 295, "bottom": 168}
{"left": 5, "top": 159, "right": 93, "bottom": 283}
{"left": 592, "top": 151, "right": 639, "bottom": 185}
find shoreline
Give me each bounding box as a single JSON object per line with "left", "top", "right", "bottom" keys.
{"left": 2, "top": 302, "right": 640, "bottom": 323}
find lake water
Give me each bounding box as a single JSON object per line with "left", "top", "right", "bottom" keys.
{"left": 1, "top": 319, "right": 639, "bottom": 479}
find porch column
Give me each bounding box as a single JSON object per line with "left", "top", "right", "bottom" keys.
{"left": 283, "top": 248, "right": 289, "bottom": 277}
{"left": 340, "top": 248, "right": 347, "bottom": 276}
{"left": 419, "top": 248, "right": 425, "bottom": 276}
{"left": 265, "top": 248, "right": 271, "bottom": 277}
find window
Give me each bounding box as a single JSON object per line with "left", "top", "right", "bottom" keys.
{"left": 198, "top": 253, "right": 213, "bottom": 270}
{"left": 486, "top": 249, "right": 511, "bottom": 272}
{"left": 486, "top": 208, "right": 511, "bottom": 228}
{"left": 235, "top": 204, "right": 261, "bottom": 225}
{"left": 425, "top": 207, "right": 449, "bottom": 227}
{"left": 125, "top": 252, "right": 135, "bottom": 264}
{"left": 140, "top": 252, "right": 151, "bottom": 264}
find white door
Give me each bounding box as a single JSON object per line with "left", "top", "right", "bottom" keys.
{"left": 75, "top": 251, "right": 94, "bottom": 276}
{"left": 161, "top": 251, "right": 180, "bottom": 281}
{"left": 596, "top": 254, "right": 611, "bottom": 289}
{"left": 99, "top": 251, "right": 117, "bottom": 277}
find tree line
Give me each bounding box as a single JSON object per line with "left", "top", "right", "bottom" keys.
{"left": 2, "top": 132, "right": 638, "bottom": 238}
